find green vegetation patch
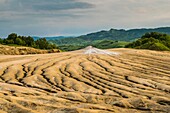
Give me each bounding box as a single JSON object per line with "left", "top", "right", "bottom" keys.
{"left": 125, "top": 32, "right": 170, "bottom": 51}
{"left": 57, "top": 40, "right": 129, "bottom": 51}
{"left": 0, "top": 33, "right": 58, "bottom": 50}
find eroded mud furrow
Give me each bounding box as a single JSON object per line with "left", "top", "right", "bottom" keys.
{"left": 16, "top": 59, "right": 40, "bottom": 83}
{"left": 0, "top": 65, "right": 21, "bottom": 83}
{"left": 42, "top": 55, "right": 86, "bottom": 92}
{"left": 78, "top": 60, "right": 136, "bottom": 97}
{"left": 83, "top": 57, "right": 156, "bottom": 94}
{"left": 84, "top": 72, "right": 137, "bottom": 98}
{"left": 55, "top": 56, "right": 104, "bottom": 94}
{"left": 123, "top": 55, "right": 170, "bottom": 73}
{"left": 109, "top": 53, "right": 170, "bottom": 71}
{"left": 63, "top": 63, "right": 105, "bottom": 94}
{"left": 111, "top": 56, "right": 170, "bottom": 78}
{"left": 79, "top": 64, "right": 112, "bottom": 94}
{"left": 87, "top": 70, "right": 167, "bottom": 98}
{"left": 30, "top": 56, "right": 70, "bottom": 76}
{"left": 96, "top": 55, "right": 170, "bottom": 87}
{"left": 101, "top": 57, "right": 170, "bottom": 92}
{"left": 84, "top": 53, "right": 170, "bottom": 96}
{"left": 30, "top": 60, "right": 52, "bottom": 76}
{"left": 126, "top": 50, "right": 170, "bottom": 60}
{"left": 119, "top": 58, "right": 170, "bottom": 76}
{"left": 79, "top": 62, "right": 167, "bottom": 99}
{"left": 100, "top": 55, "right": 170, "bottom": 85}
{"left": 18, "top": 55, "right": 77, "bottom": 91}
{"left": 45, "top": 55, "right": 89, "bottom": 91}
{"left": 41, "top": 70, "right": 62, "bottom": 91}
{"left": 58, "top": 68, "right": 83, "bottom": 92}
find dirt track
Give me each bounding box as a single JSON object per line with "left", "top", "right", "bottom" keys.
{"left": 0, "top": 48, "right": 170, "bottom": 113}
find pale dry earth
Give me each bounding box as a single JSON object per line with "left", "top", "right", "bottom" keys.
{"left": 0, "top": 44, "right": 60, "bottom": 55}
{"left": 0, "top": 47, "right": 170, "bottom": 113}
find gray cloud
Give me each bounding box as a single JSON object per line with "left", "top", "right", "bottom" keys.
{"left": 0, "top": 0, "right": 94, "bottom": 23}
{"left": 0, "top": 0, "right": 170, "bottom": 37}
{"left": 0, "top": 0, "right": 94, "bottom": 11}
{"left": 33, "top": 1, "right": 93, "bottom": 11}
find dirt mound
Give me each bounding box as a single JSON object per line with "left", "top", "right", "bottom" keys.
{"left": 0, "top": 44, "right": 61, "bottom": 55}
{"left": 0, "top": 48, "right": 170, "bottom": 112}
{"left": 83, "top": 46, "right": 119, "bottom": 55}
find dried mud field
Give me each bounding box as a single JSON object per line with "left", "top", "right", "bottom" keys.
{"left": 0, "top": 48, "right": 170, "bottom": 113}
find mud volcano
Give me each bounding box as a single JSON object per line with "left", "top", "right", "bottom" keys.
{"left": 83, "top": 46, "right": 120, "bottom": 55}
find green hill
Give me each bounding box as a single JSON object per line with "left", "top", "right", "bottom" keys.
{"left": 49, "top": 27, "right": 170, "bottom": 51}
{"left": 57, "top": 40, "right": 129, "bottom": 51}
{"left": 125, "top": 32, "right": 170, "bottom": 51}
{"left": 92, "top": 40, "right": 129, "bottom": 49}
{"left": 50, "top": 27, "right": 170, "bottom": 45}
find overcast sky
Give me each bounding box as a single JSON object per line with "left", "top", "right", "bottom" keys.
{"left": 0, "top": 0, "right": 170, "bottom": 37}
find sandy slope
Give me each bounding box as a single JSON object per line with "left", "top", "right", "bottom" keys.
{"left": 0, "top": 47, "right": 170, "bottom": 113}
{"left": 0, "top": 44, "right": 60, "bottom": 55}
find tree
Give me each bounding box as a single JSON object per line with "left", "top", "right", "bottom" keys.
{"left": 47, "top": 43, "right": 58, "bottom": 49}
{"left": 5, "top": 39, "right": 14, "bottom": 44}
{"left": 0, "top": 38, "right": 3, "bottom": 44}
{"left": 15, "top": 38, "right": 24, "bottom": 45}
{"left": 25, "top": 36, "right": 34, "bottom": 46}
{"left": 7, "top": 33, "right": 17, "bottom": 41}
{"left": 35, "top": 38, "right": 49, "bottom": 49}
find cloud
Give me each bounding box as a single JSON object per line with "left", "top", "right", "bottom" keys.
{"left": 0, "top": 0, "right": 170, "bottom": 37}
{"left": 0, "top": 0, "right": 94, "bottom": 22}
{"left": 0, "top": 0, "right": 94, "bottom": 11}
{"left": 32, "top": 1, "right": 94, "bottom": 11}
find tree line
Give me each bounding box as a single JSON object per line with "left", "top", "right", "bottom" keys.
{"left": 0, "top": 33, "right": 58, "bottom": 49}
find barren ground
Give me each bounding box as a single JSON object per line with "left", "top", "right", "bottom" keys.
{"left": 0, "top": 48, "right": 170, "bottom": 113}
{"left": 0, "top": 44, "right": 60, "bottom": 55}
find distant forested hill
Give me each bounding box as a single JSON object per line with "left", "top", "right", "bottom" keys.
{"left": 50, "top": 27, "right": 170, "bottom": 45}
{"left": 32, "top": 36, "right": 73, "bottom": 41}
